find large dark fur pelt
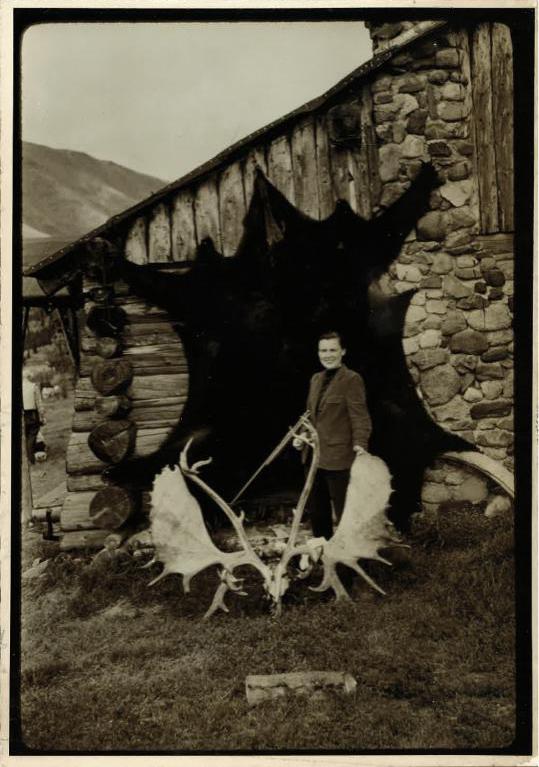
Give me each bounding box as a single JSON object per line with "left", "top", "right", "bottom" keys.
{"left": 105, "top": 164, "right": 468, "bottom": 530}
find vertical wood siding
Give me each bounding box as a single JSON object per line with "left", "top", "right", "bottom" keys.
{"left": 122, "top": 78, "right": 380, "bottom": 265}
{"left": 314, "top": 114, "right": 335, "bottom": 219}
{"left": 194, "top": 177, "right": 222, "bottom": 251}
{"left": 125, "top": 217, "right": 148, "bottom": 265}
{"left": 267, "top": 135, "right": 295, "bottom": 204}
{"left": 218, "top": 161, "right": 246, "bottom": 257}
{"left": 148, "top": 203, "right": 172, "bottom": 262}
{"left": 171, "top": 189, "right": 197, "bottom": 261}
{"left": 242, "top": 147, "right": 267, "bottom": 207}
{"left": 290, "top": 118, "right": 319, "bottom": 218}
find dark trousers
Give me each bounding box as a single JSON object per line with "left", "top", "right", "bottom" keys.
{"left": 24, "top": 410, "right": 40, "bottom": 464}
{"left": 307, "top": 468, "right": 350, "bottom": 540}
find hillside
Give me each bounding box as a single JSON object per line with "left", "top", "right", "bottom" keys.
{"left": 23, "top": 142, "right": 166, "bottom": 265}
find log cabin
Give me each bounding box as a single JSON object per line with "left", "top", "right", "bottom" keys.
{"left": 25, "top": 18, "right": 519, "bottom": 550}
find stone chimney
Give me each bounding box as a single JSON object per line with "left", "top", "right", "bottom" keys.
{"left": 366, "top": 19, "right": 441, "bottom": 54}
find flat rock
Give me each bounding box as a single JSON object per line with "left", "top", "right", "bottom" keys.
{"left": 475, "top": 362, "right": 505, "bottom": 381}
{"left": 440, "top": 181, "right": 472, "bottom": 209}
{"left": 449, "top": 329, "right": 488, "bottom": 355}
{"left": 417, "top": 211, "right": 447, "bottom": 241}
{"left": 470, "top": 399, "right": 512, "bottom": 419}
{"left": 401, "top": 134, "right": 426, "bottom": 158}
{"left": 419, "top": 329, "right": 441, "bottom": 349}
{"left": 444, "top": 274, "right": 472, "bottom": 299}
{"left": 246, "top": 672, "right": 357, "bottom": 706}
{"left": 441, "top": 311, "right": 467, "bottom": 336}
{"left": 463, "top": 387, "right": 483, "bottom": 403}
{"left": 432, "top": 394, "right": 470, "bottom": 422}
{"left": 467, "top": 305, "right": 512, "bottom": 331}
{"left": 412, "top": 348, "right": 449, "bottom": 370}
{"left": 438, "top": 101, "right": 468, "bottom": 122}
{"left": 485, "top": 495, "right": 512, "bottom": 518}
{"left": 379, "top": 144, "right": 401, "bottom": 182}
{"left": 452, "top": 475, "right": 488, "bottom": 503}
{"left": 420, "top": 363, "right": 461, "bottom": 405}
{"left": 480, "top": 381, "right": 504, "bottom": 400}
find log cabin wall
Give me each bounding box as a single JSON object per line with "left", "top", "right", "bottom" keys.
{"left": 61, "top": 273, "right": 188, "bottom": 549}
{"left": 59, "top": 20, "right": 515, "bottom": 545}
{"left": 365, "top": 20, "right": 515, "bottom": 517}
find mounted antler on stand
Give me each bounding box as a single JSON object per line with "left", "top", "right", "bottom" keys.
{"left": 148, "top": 414, "right": 407, "bottom": 617}
{"left": 148, "top": 415, "right": 321, "bottom": 617}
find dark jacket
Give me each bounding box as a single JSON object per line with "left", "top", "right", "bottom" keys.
{"left": 306, "top": 364, "right": 371, "bottom": 470}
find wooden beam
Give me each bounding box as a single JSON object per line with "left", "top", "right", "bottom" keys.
{"left": 125, "top": 217, "right": 148, "bottom": 264}
{"left": 67, "top": 474, "right": 107, "bottom": 492}
{"left": 171, "top": 188, "right": 197, "bottom": 261}
{"left": 290, "top": 118, "right": 319, "bottom": 218}
{"left": 267, "top": 135, "right": 295, "bottom": 203}
{"left": 61, "top": 492, "right": 99, "bottom": 530}
{"left": 60, "top": 529, "right": 109, "bottom": 551}
{"left": 74, "top": 373, "right": 187, "bottom": 412}
{"left": 194, "top": 176, "right": 222, "bottom": 252}
{"left": 73, "top": 400, "right": 186, "bottom": 432}
{"left": 491, "top": 23, "right": 514, "bottom": 232}
{"left": 218, "top": 161, "right": 246, "bottom": 257}
{"left": 314, "top": 114, "right": 335, "bottom": 219}
{"left": 66, "top": 425, "right": 174, "bottom": 475}
{"left": 148, "top": 203, "right": 172, "bottom": 262}
{"left": 471, "top": 24, "right": 499, "bottom": 233}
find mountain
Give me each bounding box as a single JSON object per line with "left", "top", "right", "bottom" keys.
{"left": 23, "top": 142, "right": 167, "bottom": 265}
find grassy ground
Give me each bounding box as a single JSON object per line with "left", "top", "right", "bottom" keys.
{"left": 29, "top": 392, "right": 73, "bottom": 503}
{"left": 19, "top": 505, "right": 515, "bottom": 752}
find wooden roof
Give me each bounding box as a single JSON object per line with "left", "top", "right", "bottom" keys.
{"left": 26, "top": 20, "right": 446, "bottom": 284}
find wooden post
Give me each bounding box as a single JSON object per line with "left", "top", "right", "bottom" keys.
{"left": 491, "top": 23, "right": 514, "bottom": 232}
{"left": 471, "top": 24, "right": 499, "bottom": 233}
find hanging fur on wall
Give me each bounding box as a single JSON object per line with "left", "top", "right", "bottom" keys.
{"left": 105, "top": 164, "right": 468, "bottom": 530}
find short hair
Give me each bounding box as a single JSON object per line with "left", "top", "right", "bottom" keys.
{"left": 318, "top": 331, "right": 343, "bottom": 346}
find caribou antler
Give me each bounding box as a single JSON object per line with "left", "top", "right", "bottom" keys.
{"left": 148, "top": 450, "right": 270, "bottom": 618}
{"left": 149, "top": 419, "right": 320, "bottom": 617}
{"left": 310, "top": 452, "right": 406, "bottom": 601}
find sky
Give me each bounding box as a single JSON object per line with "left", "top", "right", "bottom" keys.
{"left": 22, "top": 21, "right": 372, "bottom": 182}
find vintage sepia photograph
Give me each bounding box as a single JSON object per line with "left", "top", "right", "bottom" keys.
{"left": 3, "top": 2, "right": 535, "bottom": 760}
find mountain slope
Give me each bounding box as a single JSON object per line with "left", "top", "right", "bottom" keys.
{"left": 23, "top": 142, "right": 167, "bottom": 244}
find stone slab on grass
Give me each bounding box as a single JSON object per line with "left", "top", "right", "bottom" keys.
{"left": 246, "top": 671, "right": 357, "bottom": 706}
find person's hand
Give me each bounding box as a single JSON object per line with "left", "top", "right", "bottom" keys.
{"left": 292, "top": 437, "right": 303, "bottom": 450}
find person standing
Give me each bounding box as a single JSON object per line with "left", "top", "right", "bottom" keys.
{"left": 22, "top": 371, "right": 45, "bottom": 464}
{"left": 294, "top": 331, "right": 372, "bottom": 540}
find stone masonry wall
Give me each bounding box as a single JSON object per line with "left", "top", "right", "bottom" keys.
{"left": 367, "top": 23, "right": 514, "bottom": 516}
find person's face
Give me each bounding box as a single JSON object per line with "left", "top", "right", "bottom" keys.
{"left": 318, "top": 338, "right": 345, "bottom": 370}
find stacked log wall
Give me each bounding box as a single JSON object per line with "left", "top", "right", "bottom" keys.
{"left": 366, "top": 21, "right": 514, "bottom": 517}
{"left": 60, "top": 276, "right": 188, "bottom": 549}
